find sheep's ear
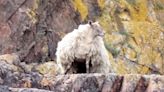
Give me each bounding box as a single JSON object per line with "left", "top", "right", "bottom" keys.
{"left": 88, "top": 20, "right": 93, "bottom": 26}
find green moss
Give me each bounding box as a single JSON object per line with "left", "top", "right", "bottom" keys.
{"left": 105, "top": 42, "right": 120, "bottom": 58}
{"left": 119, "top": 31, "right": 129, "bottom": 36}
{"left": 154, "top": 1, "right": 164, "bottom": 10}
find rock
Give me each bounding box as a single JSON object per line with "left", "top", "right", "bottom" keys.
{"left": 10, "top": 88, "right": 53, "bottom": 92}
{"left": 0, "top": 86, "right": 53, "bottom": 92}
{"left": 1, "top": 74, "right": 164, "bottom": 92}
{"left": 0, "top": 86, "right": 10, "bottom": 92}
{"left": 0, "top": 53, "right": 20, "bottom": 64}
{"left": 50, "top": 74, "right": 164, "bottom": 92}
{"left": 0, "top": 0, "right": 164, "bottom": 92}
{"left": 0, "top": 0, "right": 163, "bottom": 91}
{"left": 0, "top": 72, "right": 164, "bottom": 91}
{"left": 35, "top": 61, "right": 58, "bottom": 76}
{"left": 99, "top": 0, "right": 164, "bottom": 74}
{"left": 0, "top": 0, "right": 164, "bottom": 74}
{"left": 0, "top": 57, "right": 20, "bottom": 84}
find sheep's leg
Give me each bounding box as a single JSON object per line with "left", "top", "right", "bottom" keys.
{"left": 86, "top": 58, "right": 90, "bottom": 73}
{"left": 89, "top": 55, "right": 101, "bottom": 73}
{"left": 64, "top": 57, "right": 74, "bottom": 74}
{"left": 64, "top": 62, "right": 72, "bottom": 74}
{"left": 57, "top": 63, "right": 65, "bottom": 74}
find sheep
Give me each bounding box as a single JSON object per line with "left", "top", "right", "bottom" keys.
{"left": 56, "top": 21, "right": 113, "bottom": 74}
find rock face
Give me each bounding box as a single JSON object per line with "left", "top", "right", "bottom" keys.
{"left": 0, "top": 0, "right": 164, "bottom": 91}
{"left": 0, "top": 0, "right": 79, "bottom": 63}
{"left": 100, "top": 0, "right": 164, "bottom": 75}
{"left": 1, "top": 74, "right": 164, "bottom": 92}
{"left": 0, "top": 0, "right": 164, "bottom": 74}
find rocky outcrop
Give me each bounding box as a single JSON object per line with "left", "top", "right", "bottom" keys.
{"left": 0, "top": 54, "right": 164, "bottom": 91}
{"left": 98, "top": 0, "right": 164, "bottom": 74}
{"left": 0, "top": 0, "right": 164, "bottom": 74}
{"left": 1, "top": 74, "right": 164, "bottom": 92}
{"left": 0, "top": 86, "right": 53, "bottom": 92}
{"left": 0, "top": 0, "right": 164, "bottom": 91}
{"left": 0, "top": 0, "right": 79, "bottom": 63}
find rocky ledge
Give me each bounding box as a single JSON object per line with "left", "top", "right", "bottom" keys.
{"left": 1, "top": 73, "right": 164, "bottom": 92}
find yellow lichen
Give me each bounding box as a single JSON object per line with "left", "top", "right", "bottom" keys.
{"left": 26, "top": 9, "right": 37, "bottom": 24}
{"left": 128, "top": 0, "right": 148, "bottom": 21}
{"left": 116, "top": 59, "right": 128, "bottom": 74}
{"left": 26, "top": 0, "right": 39, "bottom": 24}
{"left": 72, "top": 0, "right": 88, "bottom": 21}
{"left": 124, "top": 47, "right": 137, "bottom": 61}
{"left": 97, "top": 0, "right": 105, "bottom": 9}
{"left": 72, "top": 0, "right": 164, "bottom": 74}
{"left": 138, "top": 66, "right": 150, "bottom": 74}
{"left": 99, "top": 14, "right": 112, "bottom": 32}
{"left": 36, "top": 62, "right": 57, "bottom": 75}
{"left": 118, "top": 0, "right": 148, "bottom": 21}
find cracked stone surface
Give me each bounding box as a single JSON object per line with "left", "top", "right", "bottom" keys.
{"left": 0, "top": 74, "right": 164, "bottom": 92}
{"left": 0, "top": 0, "right": 164, "bottom": 91}
{"left": 0, "top": 0, "right": 163, "bottom": 74}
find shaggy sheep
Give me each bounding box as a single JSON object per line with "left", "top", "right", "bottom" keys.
{"left": 56, "top": 21, "right": 113, "bottom": 74}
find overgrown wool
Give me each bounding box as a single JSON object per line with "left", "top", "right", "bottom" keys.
{"left": 56, "top": 22, "right": 113, "bottom": 74}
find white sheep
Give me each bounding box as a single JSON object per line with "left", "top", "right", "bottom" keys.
{"left": 56, "top": 21, "right": 113, "bottom": 74}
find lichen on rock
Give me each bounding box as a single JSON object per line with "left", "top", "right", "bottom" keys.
{"left": 97, "top": 0, "right": 164, "bottom": 74}
{"left": 0, "top": 0, "right": 164, "bottom": 91}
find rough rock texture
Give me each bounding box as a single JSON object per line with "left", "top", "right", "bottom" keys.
{"left": 0, "top": 0, "right": 164, "bottom": 91}
{"left": 0, "top": 57, "right": 164, "bottom": 92}
{"left": 0, "top": 86, "right": 53, "bottom": 92}
{"left": 100, "top": 0, "right": 164, "bottom": 75}
{"left": 1, "top": 74, "right": 164, "bottom": 92}
{"left": 0, "top": 0, "right": 163, "bottom": 74}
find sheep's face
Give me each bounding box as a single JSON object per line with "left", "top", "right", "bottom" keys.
{"left": 89, "top": 21, "right": 105, "bottom": 37}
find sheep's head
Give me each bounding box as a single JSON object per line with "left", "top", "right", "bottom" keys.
{"left": 88, "top": 21, "right": 105, "bottom": 37}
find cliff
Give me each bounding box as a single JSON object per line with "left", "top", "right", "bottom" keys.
{"left": 0, "top": 0, "right": 164, "bottom": 91}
